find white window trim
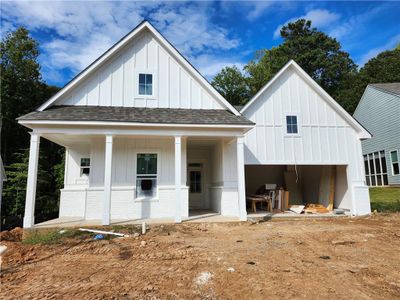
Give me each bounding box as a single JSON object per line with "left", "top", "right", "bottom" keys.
{"left": 135, "top": 70, "right": 156, "bottom": 99}
{"left": 390, "top": 149, "right": 399, "bottom": 176}
{"left": 364, "top": 151, "right": 389, "bottom": 186}
{"left": 75, "top": 154, "right": 91, "bottom": 185}
{"left": 134, "top": 150, "right": 160, "bottom": 201}
{"left": 283, "top": 113, "right": 301, "bottom": 137}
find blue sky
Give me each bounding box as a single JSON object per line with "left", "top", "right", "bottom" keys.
{"left": 1, "top": 1, "right": 400, "bottom": 87}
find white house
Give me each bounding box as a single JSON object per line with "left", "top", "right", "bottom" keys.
{"left": 18, "top": 21, "right": 371, "bottom": 228}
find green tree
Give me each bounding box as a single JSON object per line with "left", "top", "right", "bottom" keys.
{"left": 212, "top": 66, "right": 250, "bottom": 106}
{"left": 245, "top": 19, "right": 357, "bottom": 110}
{"left": 338, "top": 48, "right": 400, "bottom": 113}
{"left": 0, "top": 27, "right": 47, "bottom": 164}
{"left": 1, "top": 27, "right": 62, "bottom": 221}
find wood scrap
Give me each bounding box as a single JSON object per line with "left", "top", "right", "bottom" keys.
{"left": 304, "top": 204, "right": 330, "bottom": 214}
{"left": 284, "top": 191, "right": 289, "bottom": 211}
{"left": 318, "top": 166, "right": 335, "bottom": 210}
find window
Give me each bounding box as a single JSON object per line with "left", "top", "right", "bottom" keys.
{"left": 286, "top": 115, "right": 298, "bottom": 134}
{"left": 364, "top": 151, "right": 388, "bottom": 186}
{"left": 138, "top": 73, "right": 153, "bottom": 96}
{"left": 391, "top": 150, "right": 399, "bottom": 175}
{"left": 136, "top": 153, "right": 157, "bottom": 199}
{"left": 80, "top": 158, "right": 90, "bottom": 176}
{"left": 189, "top": 171, "right": 202, "bottom": 193}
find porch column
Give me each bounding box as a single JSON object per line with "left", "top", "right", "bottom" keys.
{"left": 236, "top": 136, "right": 247, "bottom": 221}
{"left": 175, "top": 136, "right": 182, "bottom": 223}
{"left": 102, "top": 135, "right": 113, "bottom": 225}
{"left": 23, "top": 133, "right": 40, "bottom": 228}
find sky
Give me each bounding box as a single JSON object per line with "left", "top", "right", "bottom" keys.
{"left": 1, "top": 1, "right": 400, "bottom": 87}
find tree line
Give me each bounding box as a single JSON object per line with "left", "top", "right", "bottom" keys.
{"left": 1, "top": 28, "right": 62, "bottom": 227}
{"left": 1, "top": 20, "right": 399, "bottom": 226}
{"left": 212, "top": 19, "right": 400, "bottom": 113}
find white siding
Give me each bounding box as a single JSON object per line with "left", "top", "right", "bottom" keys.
{"left": 242, "top": 66, "right": 370, "bottom": 215}
{"left": 243, "top": 68, "right": 356, "bottom": 166}
{"left": 59, "top": 136, "right": 190, "bottom": 220}
{"left": 54, "top": 30, "right": 225, "bottom": 110}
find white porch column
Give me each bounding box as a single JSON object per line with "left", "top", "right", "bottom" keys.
{"left": 102, "top": 135, "right": 113, "bottom": 225}
{"left": 174, "top": 136, "right": 182, "bottom": 223}
{"left": 23, "top": 133, "right": 40, "bottom": 228}
{"left": 236, "top": 136, "right": 247, "bottom": 221}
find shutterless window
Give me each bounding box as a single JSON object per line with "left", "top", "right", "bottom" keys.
{"left": 138, "top": 73, "right": 153, "bottom": 95}
{"left": 80, "top": 158, "right": 90, "bottom": 176}
{"left": 364, "top": 151, "right": 388, "bottom": 186}
{"left": 136, "top": 153, "right": 157, "bottom": 198}
{"left": 391, "top": 150, "right": 399, "bottom": 175}
{"left": 286, "top": 115, "right": 298, "bottom": 134}
{"left": 189, "top": 171, "right": 202, "bottom": 193}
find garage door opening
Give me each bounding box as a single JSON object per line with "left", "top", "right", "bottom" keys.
{"left": 245, "top": 165, "right": 350, "bottom": 215}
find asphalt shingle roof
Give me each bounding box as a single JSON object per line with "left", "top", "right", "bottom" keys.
{"left": 18, "top": 106, "right": 254, "bottom": 126}
{"left": 370, "top": 83, "right": 400, "bottom": 97}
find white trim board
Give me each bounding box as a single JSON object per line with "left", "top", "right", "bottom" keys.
{"left": 37, "top": 21, "right": 240, "bottom": 116}
{"left": 240, "top": 60, "right": 371, "bottom": 139}
{"left": 19, "top": 119, "right": 254, "bottom": 129}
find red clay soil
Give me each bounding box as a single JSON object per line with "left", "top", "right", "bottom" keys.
{"left": 1, "top": 214, "right": 400, "bottom": 299}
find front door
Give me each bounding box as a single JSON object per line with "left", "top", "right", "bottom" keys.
{"left": 188, "top": 163, "right": 204, "bottom": 209}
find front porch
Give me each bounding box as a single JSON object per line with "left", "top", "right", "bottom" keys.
{"left": 22, "top": 125, "right": 249, "bottom": 228}
{"left": 33, "top": 210, "right": 240, "bottom": 228}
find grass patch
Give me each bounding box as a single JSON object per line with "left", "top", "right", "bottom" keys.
{"left": 370, "top": 187, "right": 400, "bottom": 212}
{"left": 22, "top": 229, "right": 90, "bottom": 245}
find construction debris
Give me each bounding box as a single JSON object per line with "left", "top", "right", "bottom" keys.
{"left": 331, "top": 240, "right": 355, "bottom": 246}
{"left": 78, "top": 228, "right": 126, "bottom": 237}
{"left": 304, "top": 204, "right": 329, "bottom": 214}
{"left": 289, "top": 205, "right": 305, "bottom": 214}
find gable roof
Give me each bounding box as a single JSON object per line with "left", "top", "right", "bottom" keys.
{"left": 18, "top": 106, "right": 253, "bottom": 126}
{"left": 240, "top": 60, "right": 371, "bottom": 139}
{"left": 37, "top": 20, "right": 240, "bottom": 116}
{"left": 370, "top": 83, "right": 400, "bottom": 97}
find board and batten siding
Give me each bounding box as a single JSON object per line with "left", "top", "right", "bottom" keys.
{"left": 53, "top": 30, "right": 223, "bottom": 110}
{"left": 243, "top": 67, "right": 355, "bottom": 166}
{"left": 354, "top": 86, "right": 400, "bottom": 185}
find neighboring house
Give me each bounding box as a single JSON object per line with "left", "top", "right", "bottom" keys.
{"left": 18, "top": 21, "right": 371, "bottom": 228}
{"left": 354, "top": 83, "right": 400, "bottom": 187}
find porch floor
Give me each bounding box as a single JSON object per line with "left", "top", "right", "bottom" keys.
{"left": 33, "top": 210, "right": 239, "bottom": 229}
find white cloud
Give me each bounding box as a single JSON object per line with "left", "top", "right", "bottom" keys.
{"left": 246, "top": 1, "right": 275, "bottom": 21}
{"left": 273, "top": 9, "right": 340, "bottom": 39}
{"left": 1, "top": 1, "right": 240, "bottom": 84}
{"left": 358, "top": 34, "right": 400, "bottom": 66}
{"left": 329, "top": 5, "right": 386, "bottom": 41}
{"left": 191, "top": 54, "right": 245, "bottom": 79}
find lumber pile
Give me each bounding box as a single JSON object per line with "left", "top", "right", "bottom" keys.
{"left": 303, "top": 204, "right": 330, "bottom": 214}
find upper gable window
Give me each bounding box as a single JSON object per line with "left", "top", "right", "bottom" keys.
{"left": 286, "top": 115, "right": 298, "bottom": 134}
{"left": 138, "top": 73, "right": 153, "bottom": 96}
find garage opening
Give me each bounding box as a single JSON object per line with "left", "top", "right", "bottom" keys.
{"left": 245, "top": 165, "right": 350, "bottom": 215}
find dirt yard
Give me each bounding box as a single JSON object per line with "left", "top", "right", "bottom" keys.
{"left": 1, "top": 214, "right": 400, "bottom": 299}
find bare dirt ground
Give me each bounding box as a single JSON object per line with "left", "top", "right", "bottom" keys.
{"left": 1, "top": 213, "right": 400, "bottom": 299}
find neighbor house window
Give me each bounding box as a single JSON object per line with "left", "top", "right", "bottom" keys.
{"left": 286, "top": 115, "right": 298, "bottom": 134}
{"left": 136, "top": 153, "right": 157, "bottom": 198}
{"left": 138, "top": 73, "right": 153, "bottom": 96}
{"left": 80, "top": 158, "right": 90, "bottom": 176}
{"left": 390, "top": 150, "right": 399, "bottom": 175}
{"left": 364, "top": 151, "right": 388, "bottom": 186}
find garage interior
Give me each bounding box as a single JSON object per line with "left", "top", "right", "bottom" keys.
{"left": 245, "top": 165, "right": 350, "bottom": 215}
